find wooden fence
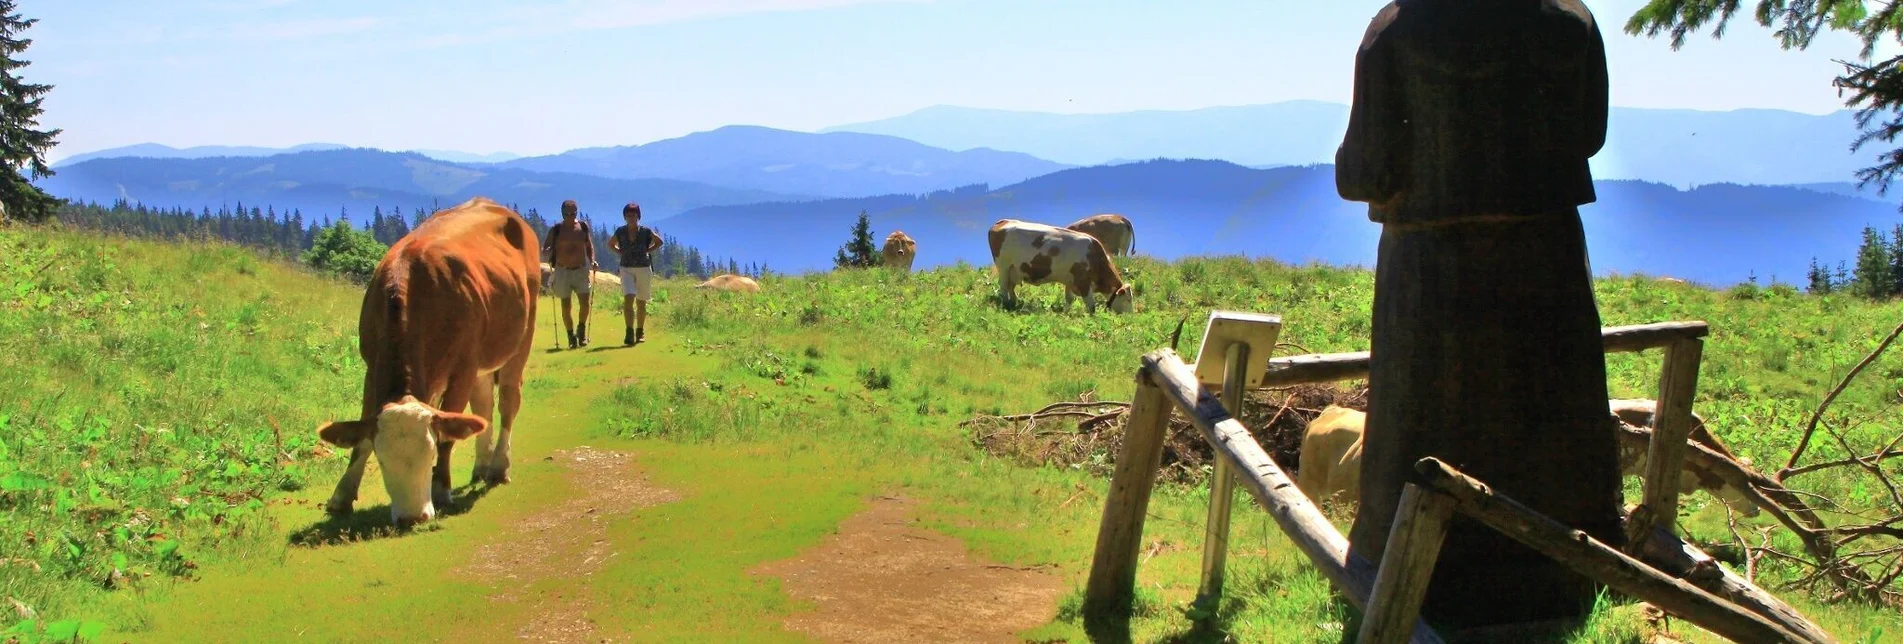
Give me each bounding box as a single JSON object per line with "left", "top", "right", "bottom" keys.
{"left": 1082, "top": 318, "right": 1837, "bottom": 643}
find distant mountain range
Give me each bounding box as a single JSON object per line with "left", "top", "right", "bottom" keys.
{"left": 53, "top": 143, "right": 522, "bottom": 168}
{"left": 653, "top": 159, "right": 1893, "bottom": 287}
{"left": 39, "top": 148, "right": 799, "bottom": 221}
{"left": 492, "top": 125, "right": 1072, "bottom": 199}
{"left": 820, "top": 102, "right": 1873, "bottom": 189}
{"left": 42, "top": 111, "right": 1902, "bottom": 287}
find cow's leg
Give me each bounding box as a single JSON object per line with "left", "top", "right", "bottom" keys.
{"left": 434, "top": 371, "right": 476, "bottom": 510}
{"left": 469, "top": 372, "right": 498, "bottom": 485}
{"left": 489, "top": 362, "right": 526, "bottom": 486}
{"left": 324, "top": 442, "right": 374, "bottom": 516}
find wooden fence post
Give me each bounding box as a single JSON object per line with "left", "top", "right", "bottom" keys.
{"left": 1192, "top": 341, "right": 1250, "bottom": 618}
{"left": 1358, "top": 483, "right": 1457, "bottom": 644}
{"left": 1628, "top": 337, "right": 1704, "bottom": 551}
{"left": 1141, "top": 350, "right": 1446, "bottom": 644}
{"left": 1083, "top": 366, "right": 1176, "bottom": 618}
{"left": 1415, "top": 457, "right": 1817, "bottom": 644}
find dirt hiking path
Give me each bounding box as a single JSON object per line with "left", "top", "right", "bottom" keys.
{"left": 458, "top": 446, "right": 682, "bottom": 642}
{"left": 105, "top": 307, "right": 1073, "bottom": 643}
{"left": 753, "top": 495, "right": 1068, "bottom": 643}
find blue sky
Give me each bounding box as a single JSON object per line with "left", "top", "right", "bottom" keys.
{"left": 31, "top": 0, "right": 1899, "bottom": 161}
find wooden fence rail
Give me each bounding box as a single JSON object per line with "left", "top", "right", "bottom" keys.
{"left": 1257, "top": 321, "right": 1708, "bottom": 388}
{"left": 1085, "top": 348, "right": 1446, "bottom": 643}
{"left": 1085, "top": 317, "right": 1837, "bottom": 643}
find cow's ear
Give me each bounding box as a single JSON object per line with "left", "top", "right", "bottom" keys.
{"left": 431, "top": 411, "right": 489, "bottom": 441}
{"left": 318, "top": 420, "right": 377, "bottom": 447}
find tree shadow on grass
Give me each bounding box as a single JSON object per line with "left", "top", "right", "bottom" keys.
{"left": 287, "top": 482, "right": 497, "bottom": 547}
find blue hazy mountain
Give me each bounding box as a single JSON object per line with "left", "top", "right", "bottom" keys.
{"left": 55, "top": 142, "right": 524, "bottom": 167}
{"left": 40, "top": 148, "right": 804, "bottom": 222}
{"left": 653, "top": 159, "right": 1891, "bottom": 287}
{"left": 53, "top": 142, "right": 351, "bottom": 168}
{"left": 820, "top": 103, "right": 1871, "bottom": 188}
{"left": 496, "top": 125, "right": 1073, "bottom": 199}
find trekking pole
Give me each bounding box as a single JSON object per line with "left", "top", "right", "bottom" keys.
{"left": 547, "top": 293, "right": 560, "bottom": 351}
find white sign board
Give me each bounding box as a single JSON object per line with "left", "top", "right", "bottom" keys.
{"left": 1193, "top": 310, "right": 1284, "bottom": 388}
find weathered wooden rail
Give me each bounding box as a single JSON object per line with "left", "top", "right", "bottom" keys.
{"left": 1084, "top": 317, "right": 1837, "bottom": 643}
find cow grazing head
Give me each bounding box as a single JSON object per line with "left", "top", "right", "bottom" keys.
{"left": 1106, "top": 284, "right": 1134, "bottom": 313}
{"left": 317, "top": 396, "right": 488, "bottom": 526}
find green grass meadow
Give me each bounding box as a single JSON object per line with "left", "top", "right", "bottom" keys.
{"left": 3, "top": 224, "right": 1901, "bottom": 642}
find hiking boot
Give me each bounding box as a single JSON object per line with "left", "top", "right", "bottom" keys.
{"left": 624, "top": 327, "right": 635, "bottom": 346}
{"left": 636, "top": 327, "right": 645, "bottom": 343}
{"left": 578, "top": 322, "right": 589, "bottom": 347}
{"left": 567, "top": 331, "right": 577, "bottom": 349}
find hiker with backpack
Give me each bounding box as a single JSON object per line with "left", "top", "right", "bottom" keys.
{"left": 542, "top": 199, "right": 597, "bottom": 349}
{"left": 607, "top": 202, "right": 663, "bottom": 345}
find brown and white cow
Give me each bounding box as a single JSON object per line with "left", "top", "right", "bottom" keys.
{"left": 882, "top": 231, "right": 917, "bottom": 272}
{"left": 317, "top": 197, "right": 540, "bottom": 527}
{"left": 987, "top": 219, "right": 1133, "bottom": 314}
{"left": 1065, "top": 213, "right": 1135, "bottom": 256}
{"left": 1295, "top": 400, "right": 1760, "bottom": 517}
{"left": 696, "top": 274, "right": 762, "bottom": 293}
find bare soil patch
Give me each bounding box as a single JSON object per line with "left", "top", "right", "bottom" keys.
{"left": 456, "top": 446, "right": 681, "bottom": 643}
{"left": 752, "top": 495, "right": 1068, "bottom": 643}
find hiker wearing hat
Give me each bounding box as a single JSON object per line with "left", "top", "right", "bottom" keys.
{"left": 542, "top": 199, "right": 597, "bottom": 348}
{"left": 607, "top": 202, "right": 663, "bottom": 345}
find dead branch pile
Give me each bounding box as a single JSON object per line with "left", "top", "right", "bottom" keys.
{"left": 1707, "top": 319, "right": 1903, "bottom": 609}
{"left": 964, "top": 383, "right": 1367, "bottom": 486}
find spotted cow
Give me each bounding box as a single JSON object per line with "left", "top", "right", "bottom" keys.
{"left": 987, "top": 219, "right": 1133, "bottom": 314}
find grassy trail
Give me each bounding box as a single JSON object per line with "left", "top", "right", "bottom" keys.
{"left": 89, "top": 308, "right": 918, "bottom": 642}
{"left": 15, "top": 230, "right": 1903, "bottom": 643}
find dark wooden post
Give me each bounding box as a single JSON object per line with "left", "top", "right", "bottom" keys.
{"left": 1335, "top": 0, "right": 1624, "bottom": 630}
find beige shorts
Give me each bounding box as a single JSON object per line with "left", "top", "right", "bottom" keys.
{"left": 620, "top": 266, "right": 653, "bottom": 301}
{"left": 548, "top": 266, "right": 592, "bottom": 299}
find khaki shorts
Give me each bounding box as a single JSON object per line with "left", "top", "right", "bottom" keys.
{"left": 548, "top": 266, "right": 592, "bottom": 299}
{"left": 620, "top": 266, "right": 653, "bottom": 301}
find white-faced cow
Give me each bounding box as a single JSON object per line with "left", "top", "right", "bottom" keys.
{"left": 317, "top": 197, "right": 540, "bottom": 527}
{"left": 1296, "top": 400, "right": 1761, "bottom": 517}
{"left": 882, "top": 231, "right": 917, "bottom": 272}
{"left": 988, "top": 219, "right": 1133, "bottom": 314}
{"left": 1065, "top": 213, "right": 1135, "bottom": 256}
{"left": 696, "top": 274, "right": 762, "bottom": 293}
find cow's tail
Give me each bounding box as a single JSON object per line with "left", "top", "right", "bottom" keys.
{"left": 1129, "top": 226, "right": 1136, "bottom": 255}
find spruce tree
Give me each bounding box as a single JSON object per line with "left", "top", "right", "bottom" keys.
{"left": 1889, "top": 223, "right": 1903, "bottom": 297}
{"left": 1854, "top": 225, "right": 1892, "bottom": 299}
{"left": 833, "top": 211, "right": 880, "bottom": 269}
{"left": 0, "top": 1, "right": 59, "bottom": 223}
{"left": 1808, "top": 257, "right": 1832, "bottom": 295}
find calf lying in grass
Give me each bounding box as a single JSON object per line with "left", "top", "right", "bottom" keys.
{"left": 1296, "top": 398, "right": 1761, "bottom": 517}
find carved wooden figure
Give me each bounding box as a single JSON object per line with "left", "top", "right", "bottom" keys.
{"left": 1335, "top": 0, "right": 1622, "bottom": 633}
